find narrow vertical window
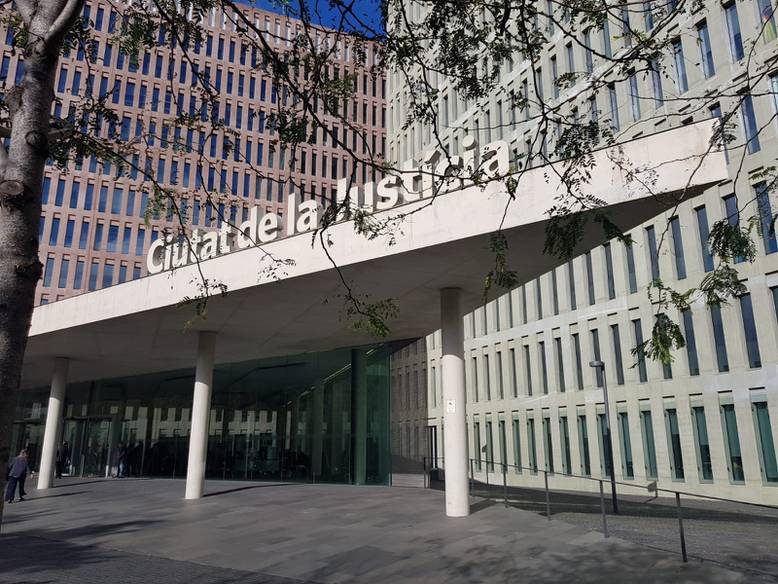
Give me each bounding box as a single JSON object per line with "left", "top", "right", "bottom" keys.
{"left": 681, "top": 308, "right": 700, "bottom": 376}
{"left": 618, "top": 412, "right": 634, "bottom": 479}
{"left": 741, "top": 95, "right": 761, "bottom": 154}
{"left": 695, "top": 206, "right": 715, "bottom": 271}
{"left": 567, "top": 260, "right": 577, "bottom": 309}
{"left": 633, "top": 319, "right": 648, "bottom": 382}
{"left": 572, "top": 333, "right": 584, "bottom": 389}
{"left": 524, "top": 345, "right": 533, "bottom": 396}
{"left": 510, "top": 348, "right": 518, "bottom": 398}
{"left": 669, "top": 216, "right": 686, "bottom": 280}
{"left": 672, "top": 39, "right": 688, "bottom": 93}
{"left": 640, "top": 409, "right": 658, "bottom": 479}
{"left": 473, "top": 421, "right": 482, "bottom": 471}
{"left": 486, "top": 420, "right": 495, "bottom": 471}
{"left": 539, "top": 341, "right": 549, "bottom": 394}
{"left": 597, "top": 413, "right": 613, "bottom": 478}
{"left": 697, "top": 21, "right": 715, "bottom": 78}
{"left": 585, "top": 251, "right": 595, "bottom": 305}
{"left": 753, "top": 402, "right": 778, "bottom": 483}
{"left": 527, "top": 418, "right": 538, "bottom": 473}
{"left": 560, "top": 416, "right": 572, "bottom": 474}
{"left": 725, "top": 2, "right": 744, "bottom": 61}
{"left": 471, "top": 356, "right": 479, "bottom": 402}
{"left": 578, "top": 415, "right": 591, "bottom": 475}
{"left": 710, "top": 304, "right": 730, "bottom": 372}
{"left": 756, "top": 182, "right": 777, "bottom": 254}
{"left": 721, "top": 404, "right": 745, "bottom": 482}
{"left": 625, "top": 240, "right": 638, "bottom": 293}
{"left": 610, "top": 324, "right": 625, "bottom": 385}
{"left": 759, "top": 0, "right": 778, "bottom": 42}
{"left": 591, "top": 329, "right": 602, "bottom": 387}
{"left": 496, "top": 351, "right": 504, "bottom": 400}
{"left": 665, "top": 408, "right": 685, "bottom": 480}
{"left": 645, "top": 225, "right": 660, "bottom": 281}
{"left": 628, "top": 72, "right": 640, "bottom": 120}
{"left": 551, "top": 269, "right": 559, "bottom": 315}
{"left": 543, "top": 416, "right": 555, "bottom": 472}
{"left": 512, "top": 417, "right": 523, "bottom": 472}
{"left": 604, "top": 243, "right": 616, "bottom": 299}
{"left": 608, "top": 84, "right": 619, "bottom": 131}
{"left": 692, "top": 406, "right": 714, "bottom": 481}
{"left": 555, "top": 337, "right": 565, "bottom": 392}
{"left": 535, "top": 278, "right": 543, "bottom": 319}
{"left": 484, "top": 354, "right": 492, "bottom": 400}
{"left": 739, "top": 293, "right": 762, "bottom": 368}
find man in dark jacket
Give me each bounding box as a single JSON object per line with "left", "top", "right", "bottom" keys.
{"left": 5, "top": 450, "right": 29, "bottom": 503}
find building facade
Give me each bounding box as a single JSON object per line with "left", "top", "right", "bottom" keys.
{"left": 388, "top": 0, "right": 778, "bottom": 503}
{"left": 0, "top": 2, "right": 385, "bottom": 305}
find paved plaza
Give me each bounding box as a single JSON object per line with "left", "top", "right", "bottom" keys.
{"left": 0, "top": 478, "right": 767, "bottom": 583}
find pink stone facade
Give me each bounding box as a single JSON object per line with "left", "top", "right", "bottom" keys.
{"left": 0, "top": 4, "right": 385, "bottom": 305}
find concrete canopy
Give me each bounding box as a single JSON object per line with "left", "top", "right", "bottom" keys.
{"left": 21, "top": 121, "right": 727, "bottom": 388}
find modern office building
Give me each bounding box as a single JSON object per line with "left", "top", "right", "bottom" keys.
{"left": 0, "top": 2, "right": 385, "bottom": 306}
{"left": 387, "top": 1, "right": 778, "bottom": 504}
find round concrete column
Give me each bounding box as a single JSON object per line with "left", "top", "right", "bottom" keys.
{"left": 185, "top": 331, "right": 216, "bottom": 500}
{"left": 440, "top": 288, "right": 469, "bottom": 517}
{"left": 37, "top": 358, "right": 69, "bottom": 490}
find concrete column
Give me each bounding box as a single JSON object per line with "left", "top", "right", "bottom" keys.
{"left": 37, "top": 358, "right": 69, "bottom": 490}
{"left": 352, "top": 349, "right": 368, "bottom": 485}
{"left": 185, "top": 331, "right": 216, "bottom": 500}
{"left": 440, "top": 288, "right": 469, "bottom": 517}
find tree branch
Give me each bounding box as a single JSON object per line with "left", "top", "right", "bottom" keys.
{"left": 44, "top": 0, "right": 82, "bottom": 44}
{"left": 15, "top": 0, "right": 36, "bottom": 27}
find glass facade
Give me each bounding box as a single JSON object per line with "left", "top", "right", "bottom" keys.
{"left": 13, "top": 344, "right": 393, "bottom": 485}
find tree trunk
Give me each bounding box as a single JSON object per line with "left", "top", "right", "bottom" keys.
{"left": 0, "top": 0, "right": 82, "bottom": 527}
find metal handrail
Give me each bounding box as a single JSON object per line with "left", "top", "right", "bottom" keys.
{"left": 423, "top": 455, "right": 778, "bottom": 564}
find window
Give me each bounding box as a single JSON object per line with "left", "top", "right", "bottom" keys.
{"left": 602, "top": 18, "right": 612, "bottom": 57}
{"left": 672, "top": 39, "right": 688, "bottom": 93}
{"left": 604, "top": 244, "right": 615, "bottom": 299}
{"left": 625, "top": 241, "right": 637, "bottom": 293}
{"left": 472, "top": 421, "right": 482, "bottom": 471}
{"left": 523, "top": 345, "right": 533, "bottom": 396}
{"left": 710, "top": 304, "right": 730, "bottom": 372}
{"left": 559, "top": 416, "right": 572, "bottom": 474}
{"left": 585, "top": 251, "right": 595, "bottom": 305}
{"left": 756, "top": 182, "right": 777, "bottom": 254}
{"left": 681, "top": 309, "right": 700, "bottom": 376}
{"left": 495, "top": 352, "right": 504, "bottom": 400}
{"left": 512, "top": 417, "right": 523, "bottom": 472}
{"left": 527, "top": 418, "right": 538, "bottom": 473}
{"left": 645, "top": 225, "right": 660, "bottom": 281}
{"left": 692, "top": 406, "right": 713, "bottom": 481}
{"left": 697, "top": 21, "right": 715, "bottom": 78}
{"left": 640, "top": 409, "right": 658, "bottom": 479}
{"left": 618, "top": 412, "right": 634, "bottom": 479}
{"left": 551, "top": 269, "right": 559, "bottom": 315}
{"left": 542, "top": 417, "right": 555, "bottom": 472}
{"left": 650, "top": 59, "right": 663, "bottom": 108}
{"left": 48, "top": 217, "right": 60, "bottom": 245}
{"left": 665, "top": 408, "right": 685, "bottom": 480}
{"left": 538, "top": 342, "right": 549, "bottom": 394}
{"left": 572, "top": 333, "right": 584, "bottom": 390}
{"left": 471, "top": 356, "right": 479, "bottom": 402}
{"left": 759, "top": 0, "right": 778, "bottom": 41}
{"left": 610, "top": 324, "right": 625, "bottom": 385}
{"left": 695, "top": 206, "right": 714, "bottom": 272}
{"left": 577, "top": 415, "right": 591, "bottom": 475}
{"left": 669, "top": 217, "right": 686, "bottom": 279}
{"left": 483, "top": 354, "right": 491, "bottom": 400}
{"left": 725, "top": 2, "right": 744, "bottom": 61}
{"left": 721, "top": 403, "right": 745, "bottom": 482}
{"left": 63, "top": 219, "right": 74, "bottom": 247}
{"left": 608, "top": 84, "right": 619, "bottom": 131}
{"left": 510, "top": 348, "right": 518, "bottom": 397}
{"left": 554, "top": 338, "right": 565, "bottom": 392}
{"left": 498, "top": 420, "right": 507, "bottom": 469}
{"left": 739, "top": 293, "right": 762, "bottom": 368}
{"left": 535, "top": 278, "right": 543, "bottom": 319}
{"left": 591, "top": 329, "right": 602, "bottom": 387}
{"left": 633, "top": 319, "right": 648, "bottom": 382}
{"left": 88, "top": 260, "right": 99, "bottom": 291}
{"left": 597, "top": 413, "right": 613, "bottom": 478}
{"left": 741, "top": 95, "right": 761, "bottom": 154}
{"left": 752, "top": 401, "right": 778, "bottom": 483}
{"left": 567, "top": 260, "right": 577, "bottom": 309}
{"left": 628, "top": 72, "right": 640, "bottom": 121}
{"left": 43, "top": 257, "right": 55, "bottom": 287}
{"left": 486, "top": 420, "right": 495, "bottom": 471}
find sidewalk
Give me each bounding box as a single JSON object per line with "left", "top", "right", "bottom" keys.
{"left": 0, "top": 478, "right": 759, "bottom": 583}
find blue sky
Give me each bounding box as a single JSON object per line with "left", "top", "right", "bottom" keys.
{"left": 240, "top": 0, "right": 385, "bottom": 36}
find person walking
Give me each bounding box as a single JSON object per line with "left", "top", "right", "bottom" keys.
{"left": 5, "top": 449, "right": 29, "bottom": 503}
{"left": 56, "top": 441, "right": 70, "bottom": 479}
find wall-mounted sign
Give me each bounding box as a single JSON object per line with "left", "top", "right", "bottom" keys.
{"left": 146, "top": 138, "right": 509, "bottom": 274}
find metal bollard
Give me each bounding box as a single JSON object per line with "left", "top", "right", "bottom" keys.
{"left": 676, "top": 492, "right": 688, "bottom": 562}
{"left": 599, "top": 480, "right": 609, "bottom": 538}
{"left": 544, "top": 471, "right": 550, "bottom": 520}
{"left": 503, "top": 464, "right": 508, "bottom": 507}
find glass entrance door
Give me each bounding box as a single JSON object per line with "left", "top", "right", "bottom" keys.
{"left": 10, "top": 421, "right": 44, "bottom": 473}
{"left": 63, "top": 417, "right": 113, "bottom": 477}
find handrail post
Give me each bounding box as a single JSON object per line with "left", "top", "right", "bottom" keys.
{"left": 676, "top": 492, "right": 688, "bottom": 563}
{"left": 502, "top": 463, "right": 508, "bottom": 508}
{"left": 599, "top": 480, "right": 608, "bottom": 538}
{"left": 544, "top": 470, "right": 550, "bottom": 520}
